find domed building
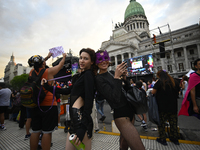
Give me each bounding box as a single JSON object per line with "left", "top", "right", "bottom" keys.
{"left": 4, "top": 54, "right": 16, "bottom": 83}
{"left": 100, "top": 0, "right": 200, "bottom": 78}
{"left": 124, "top": 0, "right": 150, "bottom": 38}
{"left": 4, "top": 54, "right": 32, "bottom": 84}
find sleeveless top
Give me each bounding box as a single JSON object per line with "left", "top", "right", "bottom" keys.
{"left": 29, "top": 68, "right": 57, "bottom": 106}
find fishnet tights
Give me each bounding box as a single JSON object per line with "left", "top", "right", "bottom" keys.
{"left": 115, "top": 117, "right": 145, "bottom": 150}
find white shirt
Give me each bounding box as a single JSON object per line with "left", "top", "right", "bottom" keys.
{"left": 0, "top": 88, "right": 12, "bottom": 106}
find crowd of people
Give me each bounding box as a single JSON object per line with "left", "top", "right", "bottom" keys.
{"left": 0, "top": 49, "right": 200, "bottom": 150}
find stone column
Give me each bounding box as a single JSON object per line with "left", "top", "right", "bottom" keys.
{"left": 130, "top": 24, "right": 132, "bottom": 30}
{"left": 161, "top": 58, "right": 166, "bottom": 71}
{"left": 135, "top": 49, "right": 138, "bottom": 56}
{"left": 171, "top": 49, "right": 177, "bottom": 74}
{"left": 128, "top": 53, "right": 131, "bottom": 59}
{"left": 183, "top": 47, "right": 189, "bottom": 70}
{"left": 115, "top": 56, "right": 117, "bottom": 68}
{"left": 197, "top": 44, "right": 200, "bottom": 58}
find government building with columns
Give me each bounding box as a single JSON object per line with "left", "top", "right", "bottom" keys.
{"left": 100, "top": 0, "right": 200, "bottom": 78}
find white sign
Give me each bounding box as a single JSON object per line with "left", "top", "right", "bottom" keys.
{"left": 49, "top": 46, "right": 64, "bottom": 58}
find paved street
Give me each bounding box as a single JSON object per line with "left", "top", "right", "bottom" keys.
{"left": 1, "top": 120, "right": 200, "bottom": 150}
{"left": 1, "top": 96, "right": 200, "bottom": 149}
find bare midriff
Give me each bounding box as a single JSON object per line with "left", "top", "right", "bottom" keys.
{"left": 72, "top": 96, "right": 84, "bottom": 109}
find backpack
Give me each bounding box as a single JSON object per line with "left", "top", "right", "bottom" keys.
{"left": 20, "top": 69, "right": 46, "bottom": 108}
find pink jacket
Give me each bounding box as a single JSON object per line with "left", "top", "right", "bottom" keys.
{"left": 178, "top": 72, "right": 200, "bottom": 119}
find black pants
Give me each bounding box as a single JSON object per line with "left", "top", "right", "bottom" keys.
{"left": 19, "top": 105, "right": 27, "bottom": 128}
{"left": 158, "top": 112, "right": 179, "bottom": 140}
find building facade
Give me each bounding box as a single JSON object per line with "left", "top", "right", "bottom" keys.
{"left": 100, "top": 0, "right": 200, "bottom": 78}
{"left": 4, "top": 54, "right": 32, "bottom": 84}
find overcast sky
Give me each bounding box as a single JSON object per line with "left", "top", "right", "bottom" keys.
{"left": 0, "top": 0, "right": 200, "bottom": 78}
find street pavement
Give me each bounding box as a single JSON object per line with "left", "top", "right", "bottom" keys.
{"left": 1, "top": 120, "right": 200, "bottom": 150}
{"left": 1, "top": 97, "right": 200, "bottom": 149}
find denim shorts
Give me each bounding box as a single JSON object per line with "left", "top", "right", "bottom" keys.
{"left": 26, "top": 108, "right": 31, "bottom": 118}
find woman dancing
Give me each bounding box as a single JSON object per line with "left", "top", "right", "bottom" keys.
{"left": 42, "top": 48, "right": 96, "bottom": 150}
{"left": 95, "top": 50, "right": 145, "bottom": 150}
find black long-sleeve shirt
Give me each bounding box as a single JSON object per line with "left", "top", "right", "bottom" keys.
{"left": 44, "top": 70, "right": 94, "bottom": 126}
{"left": 95, "top": 72, "right": 130, "bottom": 109}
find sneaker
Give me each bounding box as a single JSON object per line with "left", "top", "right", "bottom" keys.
{"left": 99, "top": 116, "right": 106, "bottom": 122}
{"left": 58, "top": 123, "right": 61, "bottom": 126}
{"left": 24, "top": 133, "right": 31, "bottom": 140}
{"left": 0, "top": 126, "right": 6, "bottom": 131}
{"left": 95, "top": 129, "right": 99, "bottom": 133}
{"left": 37, "top": 144, "right": 42, "bottom": 150}
{"left": 170, "top": 138, "right": 180, "bottom": 145}
{"left": 143, "top": 126, "right": 148, "bottom": 132}
{"left": 141, "top": 122, "right": 147, "bottom": 127}
{"left": 156, "top": 138, "right": 167, "bottom": 146}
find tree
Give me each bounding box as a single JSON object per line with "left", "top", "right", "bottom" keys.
{"left": 10, "top": 74, "right": 29, "bottom": 91}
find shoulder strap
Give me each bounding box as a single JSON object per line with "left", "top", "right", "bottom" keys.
{"left": 38, "top": 85, "right": 56, "bottom": 113}
{"left": 32, "top": 69, "right": 46, "bottom": 82}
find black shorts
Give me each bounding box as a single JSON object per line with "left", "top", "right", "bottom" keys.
{"left": 0, "top": 106, "right": 8, "bottom": 114}
{"left": 31, "top": 106, "right": 58, "bottom": 133}
{"left": 113, "top": 103, "right": 135, "bottom": 121}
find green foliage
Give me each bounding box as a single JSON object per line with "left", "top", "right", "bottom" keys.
{"left": 10, "top": 74, "right": 29, "bottom": 90}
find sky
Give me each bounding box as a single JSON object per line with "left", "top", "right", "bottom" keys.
{"left": 0, "top": 0, "right": 200, "bottom": 78}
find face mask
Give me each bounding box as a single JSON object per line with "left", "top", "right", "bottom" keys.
{"left": 95, "top": 50, "right": 110, "bottom": 64}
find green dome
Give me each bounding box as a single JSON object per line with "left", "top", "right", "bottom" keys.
{"left": 124, "top": 0, "right": 145, "bottom": 21}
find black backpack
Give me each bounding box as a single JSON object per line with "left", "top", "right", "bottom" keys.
{"left": 20, "top": 69, "right": 46, "bottom": 108}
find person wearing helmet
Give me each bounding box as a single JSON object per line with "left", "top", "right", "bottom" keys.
{"left": 29, "top": 52, "right": 66, "bottom": 150}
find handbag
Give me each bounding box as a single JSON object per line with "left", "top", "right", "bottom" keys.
{"left": 107, "top": 71, "right": 148, "bottom": 114}
{"left": 148, "top": 93, "right": 160, "bottom": 125}
{"left": 126, "top": 86, "right": 148, "bottom": 114}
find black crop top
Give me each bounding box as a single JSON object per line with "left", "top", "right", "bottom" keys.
{"left": 95, "top": 72, "right": 129, "bottom": 109}
{"left": 70, "top": 69, "right": 95, "bottom": 128}
{"left": 43, "top": 69, "right": 95, "bottom": 141}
